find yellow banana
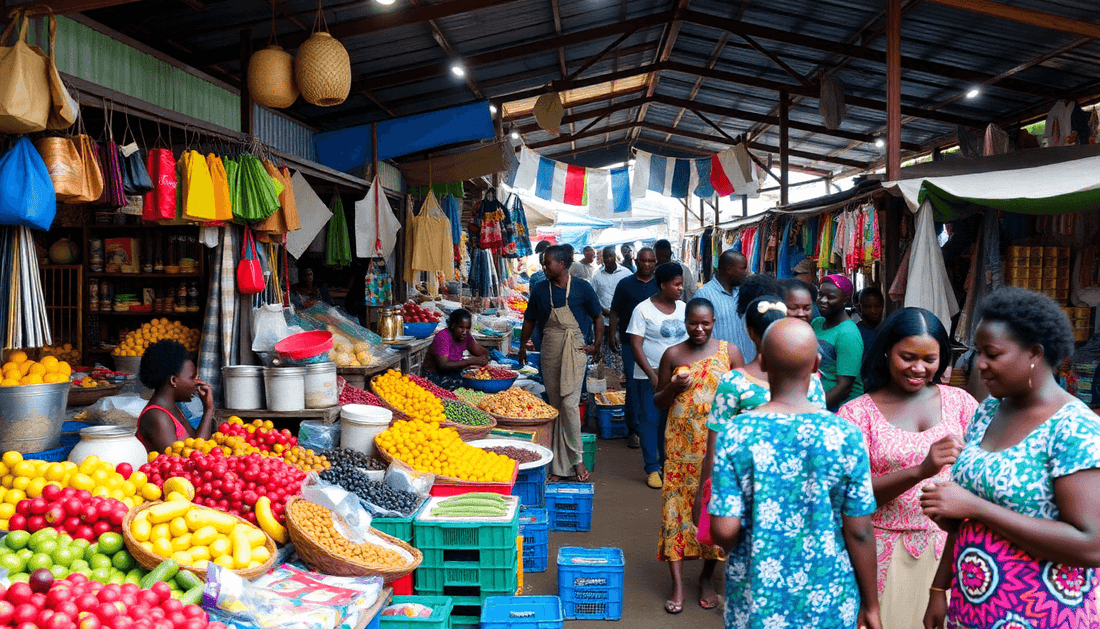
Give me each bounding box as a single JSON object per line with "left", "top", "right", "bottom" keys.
{"left": 254, "top": 496, "right": 287, "bottom": 544}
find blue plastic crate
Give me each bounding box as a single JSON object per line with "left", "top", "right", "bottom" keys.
{"left": 557, "top": 548, "right": 624, "bottom": 621}
{"left": 595, "top": 405, "right": 626, "bottom": 439}
{"left": 480, "top": 596, "right": 563, "bottom": 629}
{"left": 522, "top": 540, "right": 548, "bottom": 573}
{"left": 24, "top": 443, "right": 76, "bottom": 462}
{"left": 544, "top": 483, "right": 593, "bottom": 532}
{"left": 518, "top": 508, "right": 548, "bottom": 573}
{"left": 512, "top": 465, "right": 546, "bottom": 508}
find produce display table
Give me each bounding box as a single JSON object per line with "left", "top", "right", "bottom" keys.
{"left": 216, "top": 405, "right": 342, "bottom": 425}
{"left": 338, "top": 353, "right": 403, "bottom": 389}
{"left": 400, "top": 338, "right": 433, "bottom": 376}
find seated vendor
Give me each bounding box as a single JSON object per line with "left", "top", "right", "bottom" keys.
{"left": 424, "top": 309, "right": 489, "bottom": 389}
{"left": 137, "top": 340, "right": 215, "bottom": 454}
{"left": 290, "top": 264, "right": 331, "bottom": 309}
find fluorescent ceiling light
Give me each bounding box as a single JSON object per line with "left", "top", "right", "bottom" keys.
{"left": 451, "top": 63, "right": 465, "bottom": 77}
{"left": 489, "top": 104, "right": 497, "bottom": 114}
{"left": 376, "top": 0, "right": 396, "bottom": 5}
{"left": 966, "top": 87, "right": 980, "bottom": 99}
{"left": 874, "top": 138, "right": 885, "bottom": 148}
{"left": 510, "top": 130, "right": 520, "bottom": 140}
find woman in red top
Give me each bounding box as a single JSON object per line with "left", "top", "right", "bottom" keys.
{"left": 137, "top": 340, "right": 214, "bottom": 454}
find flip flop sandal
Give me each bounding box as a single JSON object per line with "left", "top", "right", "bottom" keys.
{"left": 665, "top": 601, "right": 683, "bottom": 615}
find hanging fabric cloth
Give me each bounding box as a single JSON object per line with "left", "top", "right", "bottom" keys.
{"left": 440, "top": 193, "right": 463, "bottom": 248}
{"left": 324, "top": 194, "right": 351, "bottom": 267}
{"left": 354, "top": 175, "right": 402, "bottom": 259}
{"left": 233, "top": 154, "right": 280, "bottom": 222}
{"left": 406, "top": 192, "right": 453, "bottom": 284}
{"left": 255, "top": 160, "right": 300, "bottom": 239}
{"left": 506, "top": 193, "right": 532, "bottom": 258}
{"left": 205, "top": 154, "right": 233, "bottom": 224}
{"left": 904, "top": 201, "right": 959, "bottom": 330}
{"left": 474, "top": 190, "right": 505, "bottom": 250}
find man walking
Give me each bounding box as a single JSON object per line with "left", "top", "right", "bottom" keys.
{"left": 570, "top": 246, "right": 597, "bottom": 281}
{"left": 654, "top": 239, "right": 697, "bottom": 302}
{"left": 519, "top": 245, "right": 603, "bottom": 482}
{"left": 694, "top": 250, "right": 753, "bottom": 361}
{"left": 608, "top": 247, "right": 658, "bottom": 449}
{"left": 620, "top": 244, "right": 636, "bottom": 273}
{"left": 591, "top": 246, "right": 632, "bottom": 374}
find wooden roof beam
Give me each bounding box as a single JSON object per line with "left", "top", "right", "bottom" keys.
{"left": 663, "top": 32, "right": 729, "bottom": 142}
{"left": 629, "top": 0, "right": 692, "bottom": 146}
{"left": 922, "top": 0, "right": 1100, "bottom": 40}
{"left": 407, "top": 0, "right": 484, "bottom": 99}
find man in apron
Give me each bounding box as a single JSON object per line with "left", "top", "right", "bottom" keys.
{"left": 519, "top": 245, "right": 603, "bottom": 482}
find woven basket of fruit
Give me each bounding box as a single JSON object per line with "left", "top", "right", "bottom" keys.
{"left": 285, "top": 497, "right": 422, "bottom": 580}
{"left": 67, "top": 382, "right": 121, "bottom": 406}
{"left": 440, "top": 399, "right": 496, "bottom": 440}
{"left": 122, "top": 501, "right": 277, "bottom": 581}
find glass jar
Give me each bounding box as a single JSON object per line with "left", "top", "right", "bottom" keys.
{"left": 68, "top": 425, "right": 147, "bottom": 469}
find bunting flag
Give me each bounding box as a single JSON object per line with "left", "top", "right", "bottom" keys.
{"left": 631, "top": 146, "right": 759, "bottom": 199}
{"left": 610, "top": 166, "right": 631, "bottom": 214}
{"left": 511, "top": 146, "right": 624, "bottom": 215}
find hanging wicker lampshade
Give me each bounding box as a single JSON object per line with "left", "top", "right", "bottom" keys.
{"left": 296, "top": 32, "right": 351, "bottom": 107}
{"left": 249, "top": 45, "right": 299, "bottom": 109}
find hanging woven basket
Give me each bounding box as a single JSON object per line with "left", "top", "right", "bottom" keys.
{"left": 295, "top": 32, "right": 350, "bottom": 107}
{"left": 249, "top": 45, "right": 299, "bottom": 109}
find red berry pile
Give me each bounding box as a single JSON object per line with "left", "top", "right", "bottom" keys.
{"left": 402, "top": 301, "right": 440, "bottom": 323}
{"left": 338, "top": 382, "right": 383, "bottom": 406}
{"left": 8, "top": 485, "right": 128, "bottom": 541}
{"left": 0, "top": 575, "right": 227, "bottom": 629}
{"left": 406, "top": 374, "right": 457, "bottom": 400}
{"left": 141, "top": 452, "right": 305, "bottom": 526}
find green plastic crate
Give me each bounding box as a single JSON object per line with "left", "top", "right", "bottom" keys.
{"left": 449, "top": 615, "right": 479, "bottom": 629}
{"left": 421, "top": 546, "right": 516, "bottom": 570}
{"left": 380, "top": 596, "right": 454, "bottom": 629}
{"left": 372, "top": 501, "right": 427, "bottom": 542}
{"left": 417, "top": 561, "right": 518, "bottom": 593}
{"left": 582, "top": 433, "right": 597, "bottom": 472}
{"left": 415, "top": 509, "right": 519, "bottom": 551}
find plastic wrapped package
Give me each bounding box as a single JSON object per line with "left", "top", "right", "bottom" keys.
{"left": 298, "top": 420, "right": 340, "bottom": 451}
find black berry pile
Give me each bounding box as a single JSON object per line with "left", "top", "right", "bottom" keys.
{"left": 320, "top": 460, "right": 419, "bottom": 515}
{"left": 319, "top": 447, "right": 387, "bottom": 471}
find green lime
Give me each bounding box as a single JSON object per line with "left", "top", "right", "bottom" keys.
{"left": 69, "top": 538, "right": 90, "bottom": 554}
{"left": 52, "top": 547, "right": 76, "bottom": 568}
{"left": 71, "top": 566, "right": 92, "bottom": 578}
{"left": 28, "top": 529, "right": 56, "bottom": 549}
{"left": 83, "top": 543, "right": 99, "bottom": 563}
{"left": 111, "top": 550, "right": 134, "bottom": 572}
{"left": 108, "top": 571, "right": 125, "bottom": 585}
{"left": 56, "top": 533, "right": 72, "bottom": 547}
{"left": 5, "top": 530, "right": 30, "bottom": 551}
{"left": 7, "top": 573, "right": 29, "bottom": 584}
{"left": 125, "top": 568, "right": 144, "bottom": 585}
{"left": 26, "top": 552, "right": 53, "bottom": 572}
{"left": 0, "top": 552, "right": 26, "bottom": 574}
{"left": 69, "top": 559, "right": 89, "bottom": 572}
{"left": 89, "top": 554, "right": 112, "bottom": 571}
{"left": 90, "top": 567, "right": 111, "bottom": 583}
{"left": 49, "top": 564, "right": 68, "bottom": 579}
{"left": 16, "top": 549, "right": 32, "bottom": 562}
{"left": 97, "top": 533, "right": 123, "bottom": 555}
{"left": 33, "top": 539, "right": 58, "bottom": 556}
{"left": 0, "top": 547, "right": 11, "bottom": 558}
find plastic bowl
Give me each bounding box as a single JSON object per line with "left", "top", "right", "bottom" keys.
{"left": 275, "top": 330, "right": 334, "bottom": 361}
{"left": 461, "top": 376, "right": 517, "bottom": 393}
{"left": 403, "top": 322, "right": 438, "bottom": 339}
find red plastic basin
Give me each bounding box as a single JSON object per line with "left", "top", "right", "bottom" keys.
{"left": 275, "top": 330, "right": 334, "bottom": 361}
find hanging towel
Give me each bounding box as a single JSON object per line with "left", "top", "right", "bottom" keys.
{"left": 354, "top": 176, "right": 402, "bottom": 259}
{"left": 904, "top": 202, "right": 959, "bottom": 330}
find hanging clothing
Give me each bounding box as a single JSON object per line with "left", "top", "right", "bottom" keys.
{"left": 507, "top": 194, "right": 532, "bottom": 258}
{"left": 205, "top": 154, "right": 233, "bottom": 223}
{"left": 440, "top": 193, "right": 463, "bottom": 251}
{"left": 178, "top": 150, "right": 216, "bottom": 223}
{"left": 904, "top": 202, "right": 959, "bottom": 330}
{"left": 255, "top": 161, "right": 301, "bottom": 239}
{"left": 354, "top": 176, "right": 402, "bottom": 259}
{"left": 405, "top": 192, "right": 453, "bottom": 284}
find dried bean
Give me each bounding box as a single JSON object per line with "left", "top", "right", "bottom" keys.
{"left": 482, "top": 446, "right": 540, "bottom": 464}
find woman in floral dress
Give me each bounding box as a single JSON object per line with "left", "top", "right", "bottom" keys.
{"left": 838, "top": 308, "right": 978, "bottom": 629}
{"left": 921, "top": 288, "right": 1100, "bottom": 629}
{"left": 653, "top": 298, "right": 739, "bottom": 614}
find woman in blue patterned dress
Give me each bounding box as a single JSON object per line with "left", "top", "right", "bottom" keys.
{"left": 710, "top": 318, "right": 882, "bottom": 629}
{"left": 920, "top": 287, "right": 1100, "bottom": 629}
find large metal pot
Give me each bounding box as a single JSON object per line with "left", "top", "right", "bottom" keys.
{"left": 0, "top": 381, "right": 72, "bottom": 453}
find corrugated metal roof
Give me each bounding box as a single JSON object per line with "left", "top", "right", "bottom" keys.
{"left": 77, "top": 0, "right": 1100, "bottom": 174}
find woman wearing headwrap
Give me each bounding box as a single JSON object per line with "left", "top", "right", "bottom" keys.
{"left": 812, "top": 274, "right": 865, "bottom": 410}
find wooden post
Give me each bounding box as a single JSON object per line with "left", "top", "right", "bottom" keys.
{"left": 886, "top": 0, "right": 902, "bottom": 180}
{"left": 741, "top": 195, "right": 748, "bottom": 217}
{"left": 371, "top": 123, "right": 378, "bottom": 181}
{"left": 239, "top": 29, "right": 252, "bottom": 135}
{"left": 683, "top": 196, "right": 689, "bottom": 233}
{"left": 779, "top": 90, "right": 789, "bottom": 206}
{"left": 932, "top": 146, "right": 942, "bottom": 162}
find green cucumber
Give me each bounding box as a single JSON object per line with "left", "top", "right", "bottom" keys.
{"left": 175, "top": 570, "right": 203, "bottom": 591}
{"left": 140, "top": 559, "right": 179, "bottom": 589}
{"left": 180, "top": 584, "right": 204, "bottom": 606}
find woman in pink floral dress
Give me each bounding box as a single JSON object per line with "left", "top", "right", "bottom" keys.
{"left": 838, "top": 307, "right": 978, "bottom": 629}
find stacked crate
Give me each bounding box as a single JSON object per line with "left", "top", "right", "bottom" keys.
{"left": 1066, "top": 306, "right": 1093, "bottom": 343}
{"left": 1004, "top": 245, "right": 1070, "bottom": 303}
{"left": 518, "top": 507, "right": 549, "bottom": 573}
{"left": 413, "top": 496, "right": 521, "bottom": 629}
{"left": 545, "top": 483, "right": 594, "bottom": 532}
{"left": 556, "top": 548, "right": 625, "bottom": 620}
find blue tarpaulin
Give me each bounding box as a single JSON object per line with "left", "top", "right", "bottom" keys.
{"left": 314, "top": 102, "right": 496, "bottom": 172}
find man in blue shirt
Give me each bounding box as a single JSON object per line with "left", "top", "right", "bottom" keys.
{"left": 527, "top": 240, "right": 552, "bottom": 351}
{"left": 694, "top": 250, "right": 754, "bottom": 362}
{"left": 519, "top": 245, "right": 603, "bottom": 482}
{"left": 608, "top": 247, "right": 658, "bottom": 448}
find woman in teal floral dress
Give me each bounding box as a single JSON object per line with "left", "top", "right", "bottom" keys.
{"left": 921, "top": 288, "right": 1100, "bottom": 629}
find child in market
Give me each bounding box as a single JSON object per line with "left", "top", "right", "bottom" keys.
{"left": 709, "top": 318, "right": 881, "bottom": 629}
{"left": 137, "top": 340, "right": 215, "bottom": 455}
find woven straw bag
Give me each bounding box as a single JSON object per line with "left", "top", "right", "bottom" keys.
{"left": 249, "top": 45, "right": 298, "bottom": 109}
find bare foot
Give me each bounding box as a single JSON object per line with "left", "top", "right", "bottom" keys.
{"left": 574, "top": 463, "right": 590, "bottom": 482}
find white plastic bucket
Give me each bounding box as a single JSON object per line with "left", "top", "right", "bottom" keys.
{"left": 340, "top": 404, "right": 392, "bottom": 457}
{"left": 303, "top": 362, "right": 337, "bottom": 409}
{"left": 222, "top": 365, "right": 264, "bottom": 410}
{"left": 263, "top": 367, "right": 305, "bottom": 412}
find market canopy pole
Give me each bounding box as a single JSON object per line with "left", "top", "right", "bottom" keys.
{"left": 780, "top": 90, "right": 789, "bottom": 206}
{"left": 886, "top": 0, "right": 901, "bottom": 181}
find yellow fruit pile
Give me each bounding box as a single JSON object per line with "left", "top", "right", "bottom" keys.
{"left": 130, "top": 500, "right": 271, "bottom": 572}
{"left": 375, "top": 420, "right": 515, "bottom": 482}
{"left": 0, "top": 452, "right": 152, "bottom": 529}
{"left": 112, "top": 319, "right": 200, "bottom": 357}
{"left": 40, "top": 343, "right": 81, "bottom": 365}
{"left": 373, "top": 369, "right": 445, "bottom": 423}
{"left": 1, "top": 350, "right": 71, "bottom": 386}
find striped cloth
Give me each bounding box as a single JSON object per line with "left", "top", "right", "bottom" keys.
{"left": 197, "top": 225, "right": 242, "bottom": 407}
{"left": 693, "top": 279, "right": 755, "bottom": 363}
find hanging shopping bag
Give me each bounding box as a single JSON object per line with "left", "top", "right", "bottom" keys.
{"left": 96, "top": 140, "right": 126, "bottom": 208}
{"left": 120, "top": 143, "right": 153, "bottom": 194}
{"left": 324, "top": 194, "right": 351, "bottom": 266}
{"left": 0, "top": 9, "right": 50, "bottom": 133}
{"left": 143, "top": 147, "right": 177, "bottom": 221}
{"left": 364, "top": 257, "right": 392, "bottom": 306}
{"left": 0, "top": 136, "right": 57, "bottom": 231}
{"left": 33, "top": 136, "right": 83, "bottom": 201}
{"left": 40, "top": 9, "right": 76, "bottom": 131}
{"left": 70, "top": 134, "right": 104, "bottom": 203}
{"left": 233, "top": 154, "right": 280, "bottom": 222}
{"left": 180, "top": 150, "right": 216, "bottom": 221}
{"left": 237, "top": 227, "right": 265, "bottom": 294}
{"left": 206, "top": 154, "right": 233, "bottom": 223}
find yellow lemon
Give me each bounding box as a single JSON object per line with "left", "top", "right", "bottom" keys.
{"left": 25, "top": 477, "right": 47, "bottom": 498}
{"left": 141, "top": 483, "right": 162, "bottom": 501}
{"left": 69, "top": 473, "right": 94, "bottom": 491}
{"left": 6, "top": 350, "right": 27, "bottom": 364}
{"left": 20, "top": 375, "right": 43, "bottom": 385}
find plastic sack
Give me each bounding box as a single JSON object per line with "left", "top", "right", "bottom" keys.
{"left": 84, "top": 394, "right": 147, "bottom": 426}
{"left": 251, "top": 303, "right": 291, "bottom": 354}
{"left": 0, "top": 136, "right": 57, "bottom": 231}
{"left": 300, "top": 474, "right": 376, "bottom": 543}
{"left": 203, "top": 562, "right": 383, "bottom": 629}
{"left": 298, "top": 420, "right": 339, "bottom": 451}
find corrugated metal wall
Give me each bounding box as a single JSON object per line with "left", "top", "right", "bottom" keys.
{"left": 30, "top": 16, "right": 241, "bottom": 130}
{"left": 252, "top": 105, "right": 317, "bottom": 162}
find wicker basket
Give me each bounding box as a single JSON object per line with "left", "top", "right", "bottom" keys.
{"left": 67, "top": 383, "right": 121, "bottom": 407}
{"left": 368, "top": 376, "right": 411, "bottom": 422}
{"left": 295, "top": 32, "right": 350, "bottom": 107}
{"left": 374, "top": 435, "right": 517, "bottom": 489}
{"left": 122, "top": 502, "right": 277, "bottom": 581}
{"left": 248, "top": 45, "right": 299, "bottom": 108}
{"left": 285, "top": 497, "right": 421, "bottom": 580}
{"left": 440, "top": 400, "right": 497, "bottom": 440}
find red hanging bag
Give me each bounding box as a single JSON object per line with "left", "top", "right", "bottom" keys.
{"left": 237, "top": 227, "right": 265, "bottom": 294}
{"left": 143, "top": 147, "right": 177, "bottom": 221}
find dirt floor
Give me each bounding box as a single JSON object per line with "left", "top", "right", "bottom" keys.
{"left": 523, "top": 433, "right": 727, "bottom": 628}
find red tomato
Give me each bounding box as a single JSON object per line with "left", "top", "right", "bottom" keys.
{"left": 150, "top": 582, "right": 171, "bottom": 603}
{"left": 6, "top": 583, "right": 34, "bottom": 606}
{"left": 12, "top": 604, "right": 39, "bottom": 625}
{"left": 0, "top": 600, "right": 13, "bottom": 625}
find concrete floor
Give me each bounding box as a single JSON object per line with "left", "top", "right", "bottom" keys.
{"left": 523, "top": 433, "right": 727, "bottom": 628}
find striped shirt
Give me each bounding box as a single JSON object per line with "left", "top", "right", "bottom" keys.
{"left": 694, "top": 279, "right": 755, "bottom": 363}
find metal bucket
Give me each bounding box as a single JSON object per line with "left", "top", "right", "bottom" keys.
{"left": 0, "top": 381, "right": 72, "bottom": 452}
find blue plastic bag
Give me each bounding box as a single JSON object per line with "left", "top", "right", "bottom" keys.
{"left": 0, "top": 136, "right": 56, "bottom": 231}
